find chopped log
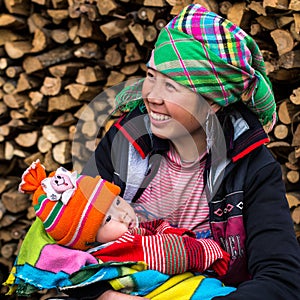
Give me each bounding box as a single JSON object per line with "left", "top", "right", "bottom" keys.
{"left": 0, "top": 29, "right": 23, "bottom": 46}
{"left": 52, "top": 141, "right": 71, "bottom": 164}
{"left": 248, "top": 1, "right": 266, "bottom": 16}
{"left": 2, "top": 190, "right": 30, "bottom": 214}
{"left": 263, "top": 0, "right": 289, "bottom": 10}
{"left": 74, "top": 42, "right": 102, "bottom": 59}
{"left": 37, "top": 136, "right": 52, "bottom": 153}
{"left": 6, "top": 66, "right": 23, "bottom": 78}
{"left": 16, "top": 73, "right": 41, "bottom": 93}
{"left": 227, "top": 2, "right": 250, "bottom": 28}
{"left": 270, "top": 29, "right": 294, "bottom": 56}
{"left": 106, "top": 70, "right": 126, "bottom": 87}
{"left": 4, "top": 41, "right": 32, "bottom": 59}
{"left": 292, "top": 124, "right": 300, "bottom": 147}
{"left": 49, "top": 62, "right": 84, "bottom": 77}
{"left": 48, "top": 94, "right": 81, "bottom": 112}
{"left": 129, "top": 22, "right": 144, "bottom": 46}
{"left": 65, "top": 83, "right": 102, "bottom": 101}
{"left": 121, "top": 63, "right": 139, "bottom": 75}
{"left": 292, "top": 206, "right": 300, "bottom": 224}
{"left": 124, "top": 42, "right": 142, "bottom": 63}
{"left": 278, "top": 99, "right": 299, "bottom": 125}
{"left": 27, "top": 13, "right": 51, "bottom": 33}
{"left": 0, "top": 14, "right": 26, "bottom": 29}
{"left": 278, "top": 50, "right": 300, "bottom": 69}
{"left": 53, "top": 112, "right": 76, "bottom": 127}
{"left": 290, "top": 87, "right": 300, "bottom": 105}
{"left": 1, "top": 242, "right": 18, "bottom": 259}
{"left": 100, "top": 20, "right": 130, "bottom": 40}
{"left": 31, "top": 28, "right": 51, "bottom": 53}
{"left": 15, "top": 131, "right": 39, "bottom": 148}
{"left": 256, "top": 16, "right": 277, "bottom": 30}
{"left": 23, "top": 46, "right": 77, "bottom": 74}
{"left": 104, "top": 45, "right": 122, "bottom": 67}
{"left": 76, "top": 66, "right": 105, "bottom": 84}
{"left": 42, "top": 125, "right": 69, "bottom": 143}
{"left": 286, "top": 192, "right": 300, "bottom": 208}
{"left": 3, "top": 93, "right": 27, "bottom": 109}
{"left": 96, "top": 0, "right": 118, "bottom": 15}
{"left": 40, "top": 76, "right": 62, "bottom": 96}
{"left": 274, "top": 123, "right": 290, "bottom": 139}
{"left": 287, "top": 170, "right": 300, "bottom": 183}
{"left": 46, "top": 9, "right": 69, "bottom": 24}
{"left": 289, "top": 0, "right": 300, "bottom": 11}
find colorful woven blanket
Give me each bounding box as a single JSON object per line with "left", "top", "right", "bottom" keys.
{"left": 4, "top": 218, "right": 236, "bottom": 299}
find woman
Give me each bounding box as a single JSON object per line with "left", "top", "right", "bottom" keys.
{"left": 78, "top": 4, "right": 300, "bottom": 300}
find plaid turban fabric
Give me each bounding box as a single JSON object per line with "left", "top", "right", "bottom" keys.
{"left": 146, "top": 4, "right": 276, "bottom": 132}
{"left": 116, "top": 4, "right": 276, "bottom": 132}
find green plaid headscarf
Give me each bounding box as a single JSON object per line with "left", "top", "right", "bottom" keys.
{"left": 117, "top": 4, "right": 277, "bottom": 132}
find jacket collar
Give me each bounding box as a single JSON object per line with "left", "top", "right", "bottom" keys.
{"left": 114, "top": 103, "right": 269, "bottom": 163}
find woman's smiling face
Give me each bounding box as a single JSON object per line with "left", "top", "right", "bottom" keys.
{"left": 142, "top": 69, "right": 208, "bottom": 143}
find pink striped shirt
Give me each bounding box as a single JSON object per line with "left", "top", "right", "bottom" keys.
{"left": 136, "top": 145, "right": 210, "bottom": 233}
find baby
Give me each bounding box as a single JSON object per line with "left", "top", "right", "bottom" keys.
{"left": 19, "top": 160, "right": 230, "bottom": 276}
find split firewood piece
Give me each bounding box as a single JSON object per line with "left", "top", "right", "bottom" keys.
{"left": 290, "top": 87, "right": 300, "bottom": 105}
{"left": 65, "top": 83, "right": 102, "bottom": 101}
{"left": 121, "top": 63, "right": 139, "bottom": 75}
{"left": 278, "top": 50, "right": 300, "bottom": 69}
{"left": 0, "top": 29, "right": 23, "bottom": 46}
{"left": 290, "top": 22, "right": 300, "bottom": 42}
{"left": 0, "top": 199, "right": 6, "bottom": 220}
{"left": 278, "top": 99, "right": 299, "bottom": 125}
{"left": 74, "top": 42, "right": 102, "bottom": 59}
{"left": 144, "top": 25, "right": 157, "bottom": 42}
{"left": 124, "top": 42, "right": 142, "bottom": 63}
{"left": 81, "top": 120, "right": 98, "bottom": 138}
{"left": 0, "top": 177, "right": 19, "bottom": 195}
{"left": 0, "top": 213, "right": 20, "bottom": 228}
{"left": 286, "top": 192, "right": 300, "bottom": 208}
{"left": 15, "top": 131, "right": 39, "bottom": 148}
{"left": 53, "top": 112, "right": 76, "bottom": 127}
{"left": 287, "top": 170, "right": 300, "bottom": 183}
{"left": 155, "top": 18, "right": 167, "bottom": 30}
{"left": 53, "top": 141, "right": 71, "bottom": 164}
{"left": 49, "top": 62, "right": 84, "bottom": 77}
{"left": 248, "top": 1, "right": 266, "bottom": 15}
{"left": 42, "top": 125, "right": 69, "bottom": 144}
{"left": 2, "top": 189, "right": 30, "bottom": 214}
{"left": 100, "top": 19, "right": 130, "bottom": 40}
{"left": 43, "top": 150, "right": 60, "bottom": 172}
{"left": 263, "top": 0, "right": 289, "bottom": 10}
{"left": 6, "top": 66, "right": 23, "bottom": 78}
{"left": 16, "top": 73, "right": 41, "bottom": 93}
{"left": 31, "top": 28, "right": 51, "bottom": 53}
{"left": 273, "top": 123, "right": 290, "bottom": 140}
{"left": 0, "top": 14, "right": 26, "bottom": 29}
{"left": 46, "top": 9, "right": 69, "bottom": 24}
{"left": 50, "top": 28, "right": 69, "bottom": 44}
{"left": 27, "top": 13, "right": 51, "bottom": 33}
{"left": 40, "top": 76, "right": 62, "bottom": 96}
{"left": 256, "top": 16, "right": 277, "bottom": 30}
{"left": 77, "top": 14, "right": 93, "bottom": 38}
{"left": 129, "top": 22, "right": 145, "bottom": 46}
{"left": 106, "top": 70, "right": 126, "bottom": 87}
{"left": 3, "top": 93, "right": 28, "bottom": 109}
{"left": 96, "top": 0, "right": 118, "bottom": 15}
{"left": 37, "top": 136, "right": 52, "bottom": 154}
{"left": 276, "top": 16, "right": 294, "bottom": 28}
{"left": 193, "top": 0, "right": 219, "bottom": 13}
{"left": 292, "top": 123, "right": 300, "bottom": 148}
{"left": 227, "top": 2, "right": 250, "bottom": 28}
{"left": 2, "top": 80, "right": 16, "bottom": 94}
{"left": 104, "top": 45, "right": 122, "bottom": 67}
{"left": 292, "top": 206, "right": 300, "bottom": 225}
{"left": 4, "top": 41, "right": 32, "bottom": 59}
{"left": 76, "top": 66, "right": 105, "bottom": 85}
{"left": 289, "top": 0, "right": 300, "bottom": 11}
{"left": 144, "top": 0, "right": 167, "bottom": 7}
{"left": 270, "top": 29, "right": 294, "bottom": 56}
{"left": 23, "top": 46, "right": 77, "bottom": 74}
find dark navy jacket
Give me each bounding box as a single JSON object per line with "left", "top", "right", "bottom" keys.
{"left": 83, "top": 103, "right": 300, "bottom": 299}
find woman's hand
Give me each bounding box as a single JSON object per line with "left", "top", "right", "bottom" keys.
{"left": 97, "top": 290, "right": 149, "bottom": 300}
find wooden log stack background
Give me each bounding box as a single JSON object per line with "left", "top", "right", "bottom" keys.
{"left": 0, "top": 0, "right": 300, "bottom": 298}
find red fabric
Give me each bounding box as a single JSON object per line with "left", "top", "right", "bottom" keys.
{"left": 93, "top": 220, "right": 230, "bottom": 276}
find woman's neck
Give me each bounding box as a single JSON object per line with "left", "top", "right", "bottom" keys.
{"left": 170, "top": 129, "right": 207, "bottom": 162}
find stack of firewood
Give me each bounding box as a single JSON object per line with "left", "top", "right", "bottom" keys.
{"left": 0, "top": 0, "right": 300, "bottom": 297}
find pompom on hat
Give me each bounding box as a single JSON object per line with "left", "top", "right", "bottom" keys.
{"left": 19, "top": 160, "right": 120, "bottom": 250}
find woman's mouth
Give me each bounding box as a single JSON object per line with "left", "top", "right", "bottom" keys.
{"left": 150, "top": 111, "right": 171, "bottom": 121}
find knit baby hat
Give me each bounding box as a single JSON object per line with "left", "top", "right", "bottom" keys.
{"left": 146, "top": 4, "right": 277, "bottom": 132}
{"left": 19, "top": 160, "right": 121, "bottom": 250}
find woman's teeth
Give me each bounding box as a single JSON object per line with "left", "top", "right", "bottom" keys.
{"left": 150, "top": 111, "right": 171, "bottom": 121}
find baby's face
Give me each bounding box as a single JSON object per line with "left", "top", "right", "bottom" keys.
{"left": 96, "top": 196, "right": 137, "bottom": 244}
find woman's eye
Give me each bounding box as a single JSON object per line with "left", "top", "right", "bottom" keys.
{"left": 166, "top": 82, "right": 176, "bottom": 90}
{"left": 116, "top": 198, "right": 120, "bottom": 205}
{"left": 105, "top": 215, "right": 111, "bottom": 223}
